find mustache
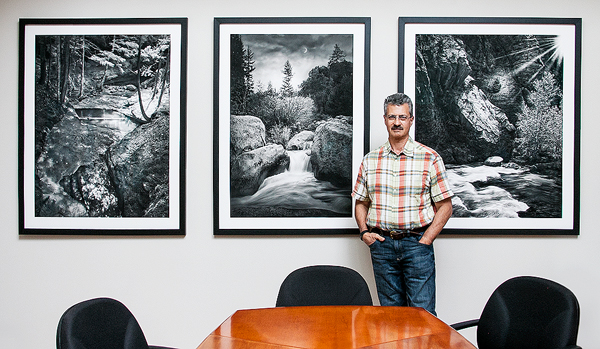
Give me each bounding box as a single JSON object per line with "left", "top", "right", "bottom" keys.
{"left": 391, "top": 125, "right": 404, "bottom": 130}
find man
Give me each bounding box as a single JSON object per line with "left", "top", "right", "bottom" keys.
{"left": 352, "top": 93, "right": 453, "bottom": 316}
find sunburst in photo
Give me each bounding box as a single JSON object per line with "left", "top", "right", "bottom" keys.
{"left": 511, "top": 35, "right": 564, "bottom": 82}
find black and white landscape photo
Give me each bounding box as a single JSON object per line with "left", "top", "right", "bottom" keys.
{"left": 402, "top": 19, "right": 580, "bottom": 233}
{"left": 20, "top": 20, "right": 185, "bottom": 234}
{"left": 228, "top": 33, "right": 354, "bottom": 218}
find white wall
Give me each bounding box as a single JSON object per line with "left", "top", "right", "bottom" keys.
{"left": 0, "top": 0, "right": 598, "bottom": 348}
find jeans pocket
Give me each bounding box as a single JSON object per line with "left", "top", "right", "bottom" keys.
{"left": 368, "top": 239, "right": 379, "bottom": 250}
{"left": 417, "top": 239, "right": 432, "bottom": 246}
{"left": 413, "top": 236, "right": 434, "bottom": 249}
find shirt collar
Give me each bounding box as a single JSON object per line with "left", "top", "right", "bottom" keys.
{"left": 384, "top": 137, "right": 415, "bottom": 157}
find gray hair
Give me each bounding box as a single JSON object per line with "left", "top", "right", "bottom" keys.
{"left": 384, "top": 93, "right": 413, "bottom": 116}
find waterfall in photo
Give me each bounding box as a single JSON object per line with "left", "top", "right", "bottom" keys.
{"left": 288, "top": 150, "right": 311, "bottom": 173}
{"left": 230, "top": 150, "right": 351, "bottom": 216}
{"left": 74, "top": 108, "right": 137, "bottom": 137}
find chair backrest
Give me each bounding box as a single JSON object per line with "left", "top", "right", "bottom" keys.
{"left": 57, "top": 297, "right": 150, "bottom": 349}
{"left": 477, "top": 276, "right": 580, "bottom": 349}
{"left": 275, "top": 265, "right": 373, "bottom": 307}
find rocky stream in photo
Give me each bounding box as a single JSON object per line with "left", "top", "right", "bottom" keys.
{"left": 229, "top": 115, "right": 353, "bottom": 218}
{"left": 35, "top": 86, "right": 170, "bottom": 218}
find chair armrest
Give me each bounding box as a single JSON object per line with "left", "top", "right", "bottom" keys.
{"left": 450, "top": 319, "right": 479, "bottom": 331}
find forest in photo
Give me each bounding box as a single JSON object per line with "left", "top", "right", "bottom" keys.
{"left": 34, "top": 33, "right": 172, "bottom": 218}
{"left": 228, "top": 34, "right": 355, "bottom": 217}
{"left": 414, "top": 34, "right": 566, "bottom": 219}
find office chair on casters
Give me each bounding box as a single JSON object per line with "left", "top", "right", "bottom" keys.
{"left": 451, "top": 276, "right": 581, "bottom": 349}
{"left": 275, "top": 265, "right": 373, "bottom": 307}
{"left": 57, "top": 297, "right": 176, "bottom": 349}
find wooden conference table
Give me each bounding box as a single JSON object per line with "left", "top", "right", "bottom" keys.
{"left": 197, "top": 306, "right": 476, "bottom": 349}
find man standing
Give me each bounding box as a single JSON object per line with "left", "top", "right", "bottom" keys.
{"left": 352, "top": 93, "right": 453, "bottom": 316}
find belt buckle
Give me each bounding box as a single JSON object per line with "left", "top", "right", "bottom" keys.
{"left": 389, "top": 230, "right": 402, "bottom": 239}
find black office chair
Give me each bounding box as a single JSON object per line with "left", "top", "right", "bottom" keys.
{"left": 275, "top": 265, "right": 373, "bottom": 307}
{"left": 57, "top": 297, "right": 176, "bottom": 349}
{"left": 451, "top": 276, "right": 581, "bottom": 349}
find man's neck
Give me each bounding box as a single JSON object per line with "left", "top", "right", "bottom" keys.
{"left": 389, "top": 136, "right": 409, "bottom": 155}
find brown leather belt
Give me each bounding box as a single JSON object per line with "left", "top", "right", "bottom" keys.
{"left": 369, "top": 225, "right": 429, "bottom": 240}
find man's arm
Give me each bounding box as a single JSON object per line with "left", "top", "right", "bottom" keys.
{"left": 419, "top": 197, "right": 453, "bottom": 245}
{"left": 355, "top": 199, "right": 370, "bottom": 232}
{"left": 355, "top": 199, "right": 385, "bottom": 245}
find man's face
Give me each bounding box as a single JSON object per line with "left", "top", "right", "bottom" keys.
{"left": 384, "top": 103, "right": 413, "bottom": 141}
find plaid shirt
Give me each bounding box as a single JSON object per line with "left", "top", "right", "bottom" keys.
{"left": 352, "top": 137, "right": 454, "bottom": 230}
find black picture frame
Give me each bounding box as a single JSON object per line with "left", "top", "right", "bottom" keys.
{"left": 399, "top": 17, "right": 581, "bottom": 235}
{"left": 214, "top": 17, "right": 371, "bottom": 235}
{"left": 19, "top": 18, "right": 187, "bottom": 235}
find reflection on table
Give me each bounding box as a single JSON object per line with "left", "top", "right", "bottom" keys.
{"left": 197, "top": 306, "right": 476, "bottom": 349}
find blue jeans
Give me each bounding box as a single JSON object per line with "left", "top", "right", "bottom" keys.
{"left": 369, "top": 235, "right": 436, "bottom": 316}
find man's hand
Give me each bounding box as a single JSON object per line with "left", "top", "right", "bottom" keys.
{"left": 418, "top": 235, "right": 433, "bottom": 245}
{"left": 362, "top": 232, "right": 386, "bottom": 246}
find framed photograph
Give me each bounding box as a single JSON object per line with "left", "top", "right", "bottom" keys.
{"left": 399, "top": 17, "right": 581, "bottom": 235}
{"left": 214, "top": 17, "right": 371, "bottom": 235}
{"left": 19, "top": 18, "right": 187, "bottom": 235}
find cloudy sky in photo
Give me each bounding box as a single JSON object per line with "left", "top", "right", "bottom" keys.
{"left": 240, "top": 34, "right": 353, "bottom": 92}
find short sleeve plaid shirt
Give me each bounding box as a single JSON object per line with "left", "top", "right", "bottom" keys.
{"left": 352, "top": 137, "right": 454, "bottom": 231}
